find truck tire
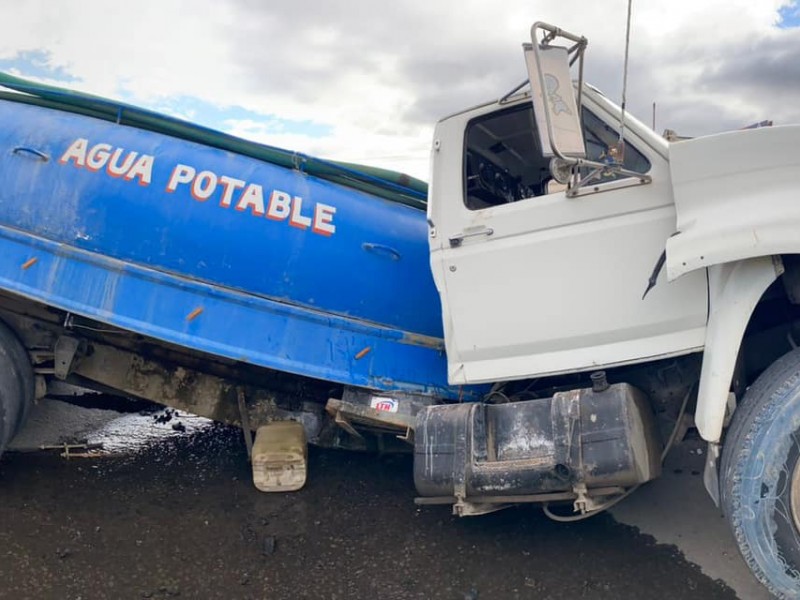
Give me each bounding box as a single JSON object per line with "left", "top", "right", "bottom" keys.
{"left": 0, "top": 320, "right": 33, "bottom": 456}
{"left": 721, "top": 347, "right": 800, "bottom": 598}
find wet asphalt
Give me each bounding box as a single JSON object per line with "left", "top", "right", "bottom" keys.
{"left": 0, "top": 420, "right": 742, "bottom": 600}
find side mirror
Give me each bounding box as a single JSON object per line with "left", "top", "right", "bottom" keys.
{"left": 522, "top": 23, "right": 652, "bottom": 198}
{"left": 524, "top": 23, "right": 588, "bottom": 161}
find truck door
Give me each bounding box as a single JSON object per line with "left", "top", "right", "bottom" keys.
{"left": 428, "top": 95, "right": 708, "bottom": 385}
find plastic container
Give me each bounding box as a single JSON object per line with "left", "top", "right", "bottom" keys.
{"left": 252, "top": 421, "right": 307, "bottom": 492}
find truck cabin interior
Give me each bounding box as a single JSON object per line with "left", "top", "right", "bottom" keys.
{"left": 463, "top": 102, "right": 651, "bottom": 210}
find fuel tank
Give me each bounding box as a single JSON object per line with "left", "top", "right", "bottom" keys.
{"left": 414, "top": 382, "right": 662, "bottom": 498}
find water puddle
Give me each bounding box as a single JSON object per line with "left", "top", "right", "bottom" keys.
{"left": 9, "top": 398, "right": 214, "bottom": 455}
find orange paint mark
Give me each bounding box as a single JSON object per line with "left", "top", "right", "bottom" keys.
{"left": 21, "top": 257, "right": 38, "bottom": 270}
{"left": 354, "top": 347, "right": 371, "bottom": 360}
{"left": 186, "top": 307, "right": 204, "bottom": 321}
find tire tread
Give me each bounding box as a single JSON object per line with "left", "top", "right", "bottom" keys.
{"left": 721, "top": 347, "right": 800, "bottom": 599}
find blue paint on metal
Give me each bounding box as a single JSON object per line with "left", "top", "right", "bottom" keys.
{"left": 0, "top": 99, "right": 439, "bottom": 335}
{"left": 0, "top": 96, "right": 482, "bottom": 400}
{"left": 0, "top": 224, "right": 469, "bottom": 398}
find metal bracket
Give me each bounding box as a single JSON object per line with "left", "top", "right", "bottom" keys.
{"left": 53, "top": 336, "right": 84, "bottom": 380}
{"left": 703, "top": 442, "right": 721, "bottom": 507}
{"left": 572, "top": 482, "right": 607, "bottom": 513}
{"left": 453, "top": 501, "right": 512, "bottom": 517}
{"left": 566, "top": 167, "right": 652, "bottom": 198}
{"left": 333, "top": 410, "right": 364, "bottom": 439}
{"left": 451, "top": 404, "right": 477, "bottom": 516}
{"left": 237, "top": 387, "right": 254, "bottom": 460}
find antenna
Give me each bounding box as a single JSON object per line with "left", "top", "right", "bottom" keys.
{"left": 616, "top": 0, "right": 634, "bottom": 161}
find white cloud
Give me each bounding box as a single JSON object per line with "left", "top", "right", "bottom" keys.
{"left": 0, "top": 0, "right": 798, "bottom": 178}
{"left": 223, "top": 118, "right": 431, "bottom": 179}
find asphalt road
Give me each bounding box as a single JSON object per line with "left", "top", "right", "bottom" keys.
{"left": 0, "top": 400, "right": 770, "bottom": 600}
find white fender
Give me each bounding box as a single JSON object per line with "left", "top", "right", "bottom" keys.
{"left": 695, "top": 256, "right": 782, "bottom": 442}
{"left": 667, "top": 126, "right": 800, "bottom": 280}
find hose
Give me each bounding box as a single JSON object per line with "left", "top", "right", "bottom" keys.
{"left": 543, "top": 486, "right": 639, "bottom": 522}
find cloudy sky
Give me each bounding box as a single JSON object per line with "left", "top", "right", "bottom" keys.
{"left": 1, "top": 0, "right": 798, "bottom": 179}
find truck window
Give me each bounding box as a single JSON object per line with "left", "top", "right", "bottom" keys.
{"left": 463, "top": 103, "right": 651, "bottom": 210}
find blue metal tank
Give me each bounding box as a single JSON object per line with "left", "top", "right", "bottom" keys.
{"left": 0, "top": 74, "right": 476, "bottom": 400}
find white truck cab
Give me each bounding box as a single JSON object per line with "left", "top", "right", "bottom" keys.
{"left": 425, "top": 23, "right": 800, "bottom": 598}
{"left": 428, "top": 84, "right": 707, "bottom": 386}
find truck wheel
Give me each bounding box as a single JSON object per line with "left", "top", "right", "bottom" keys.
{"left": 721, "top": 347, "right": 800, "bottom": 598}
{"left": 0, "top": 320, "right": 33, "bottom": 456}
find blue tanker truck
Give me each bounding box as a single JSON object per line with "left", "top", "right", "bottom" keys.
{"left": 4, "top": 24, "right": 800, "bottom": 597}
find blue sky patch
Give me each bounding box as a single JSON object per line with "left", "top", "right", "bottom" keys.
{"left": 778, "top": 1, "right": 800, "bottom": 28}
{"left": 0, "top": 51, "right": 331, "bottom": 141}
{"left": 149, "top": 95, "right": 332, "bottom": 138}
{"left": 0, "top": 49, "right": 78, "bottom": 82}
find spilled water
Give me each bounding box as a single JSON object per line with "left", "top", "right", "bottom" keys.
{"left": 9, "top": 397, "right": 215, "bottom": 455}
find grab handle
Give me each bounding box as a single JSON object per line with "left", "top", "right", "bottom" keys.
{"left": 362, "top": 243, "right": 402, "bottom": 261}
{"left": 449, "top": 226, "right": 494, "bottom": 248}
{"left": 12, "top": 146, "right": 50, "bottom": 162}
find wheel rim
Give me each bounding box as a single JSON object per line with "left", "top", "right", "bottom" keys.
{"left": 791, "top": 459, "right": 800, "bottom": 535}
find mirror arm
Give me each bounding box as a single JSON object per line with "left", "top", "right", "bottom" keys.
{"left": 550, "top": 157, "right": 653, "bottom": 196}
{"left": 532, "top": 22, "right": 586, "bottom": 45}
{"left": 571, "top": 158, "right": 652, "bottom": 182}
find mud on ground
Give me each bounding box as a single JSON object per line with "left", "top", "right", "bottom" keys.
{"left": 0, "top": 424, "right": 737, "bottom": 600}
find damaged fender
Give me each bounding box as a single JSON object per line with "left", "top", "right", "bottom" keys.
{"left": 694, "top": 258, "right": 781, "bottom": 442}
{"left": 665, "top": 126, "right": 800, "bottom": 441}
{"left": 666, "top": 125, "right": 800, "bottom": 281}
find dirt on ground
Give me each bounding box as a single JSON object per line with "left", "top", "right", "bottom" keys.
{"left": 0, "top": 424, "right": 738, "bottom": 600}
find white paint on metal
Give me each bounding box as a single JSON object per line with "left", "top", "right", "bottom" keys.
{"left": 694, "top": 257, "right": 780, "bottom": 442}
{"left": 667, "top": 125, "right": 800, "bottom": 280}
{"left": 429, "top": 89, "right": 707, "bottom": 385}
